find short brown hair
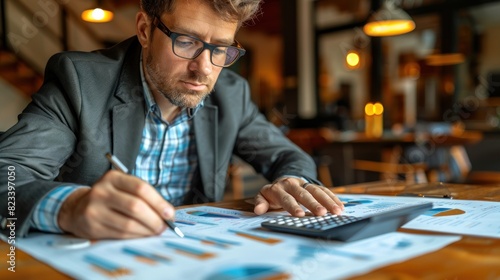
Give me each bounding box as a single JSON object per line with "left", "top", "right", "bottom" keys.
{"left": 140, "top": 0, "right": 262, "bottom": 27}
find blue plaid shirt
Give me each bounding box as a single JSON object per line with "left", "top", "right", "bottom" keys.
{"left": 30, "top": 60, "right": 201, "bottom": 233}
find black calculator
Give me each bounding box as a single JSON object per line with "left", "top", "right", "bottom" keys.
{"left": 261, "top": 202, "right": 433, "bottom": 242}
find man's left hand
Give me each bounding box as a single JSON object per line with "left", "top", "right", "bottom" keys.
{"left": 253, "top": 177, "right": 344, "bottom": 216}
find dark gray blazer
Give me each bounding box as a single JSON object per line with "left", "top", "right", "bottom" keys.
{"left": 0, "top": 37, "right": 318, "bottom": 237}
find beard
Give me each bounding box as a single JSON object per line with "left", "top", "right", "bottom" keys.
{"left": 145, "top": 52, "right": 214, "bottom": 108}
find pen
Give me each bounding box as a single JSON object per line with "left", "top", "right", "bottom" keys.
{"left": 105, "top": 153, "right": 184, "bottom": 238}
{"left": 397, "top": 193, "right": 453, "bottom": 199}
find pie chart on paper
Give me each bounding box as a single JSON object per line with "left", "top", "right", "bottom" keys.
{"left": 425, "top": 207, "right": 466, "bottom": 217}
{"left": 205, "top": 265, "right": 290, "bottom": 280}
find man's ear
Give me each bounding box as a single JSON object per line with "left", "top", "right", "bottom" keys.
{"left": 136, "top": 11, "right": 150, "bottom": 48}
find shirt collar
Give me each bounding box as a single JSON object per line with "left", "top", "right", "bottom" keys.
{"left": 139, "top": 55, "right": 204, "bottom": 120}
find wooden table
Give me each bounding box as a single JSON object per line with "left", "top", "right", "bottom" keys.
{"left": 1, "top": 180, "right": 499, "bottom": 279}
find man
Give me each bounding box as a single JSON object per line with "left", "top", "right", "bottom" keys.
{"left": 0, "top": 0, "right": 343, "bottom": 239}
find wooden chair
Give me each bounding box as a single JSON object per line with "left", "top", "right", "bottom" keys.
{"left": 442, "top": 145, "right": 500, "bottom": 185}
{"left": 352, "top": 160, "right": 428, "bottom": 183}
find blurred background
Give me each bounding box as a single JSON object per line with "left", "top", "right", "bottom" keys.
{"left": 1, "top": 0, "right": 500, "bottom": 199}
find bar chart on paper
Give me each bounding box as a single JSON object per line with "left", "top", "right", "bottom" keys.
{"left": 186, "top": 210, "right": 241, "bottom": 219}
{"left": 227, "top": 229, "right": 282, "bottom": 245}
{"left": 175, "top": 206, "right": 271, "bottom": 231}
{"left": 184, "top": 234, "right": 242, "bottom": 248}
{"left": 83, "top": 254, "right": 132, "bottom": 278}
{"left": 122, "top": 246, "right": 172, "bottom": 264}
{"left": 164, "top": 242, "right": 217, "bottom": 260}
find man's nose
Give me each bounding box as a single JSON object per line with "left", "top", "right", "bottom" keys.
{"left": 189, "top": 48, "right": 213, "bottom": 76}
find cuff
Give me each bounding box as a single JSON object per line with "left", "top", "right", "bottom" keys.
{"left": 30, "top": 186, "right": 85, "bottom": 233}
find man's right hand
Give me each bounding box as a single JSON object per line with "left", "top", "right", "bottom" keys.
{"left": 57, "top": 170, "right": 175, "bottom": 239}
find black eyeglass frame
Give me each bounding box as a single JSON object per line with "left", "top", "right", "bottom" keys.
{"left": 152, "top": 17, "right": 246, "bottom": 67}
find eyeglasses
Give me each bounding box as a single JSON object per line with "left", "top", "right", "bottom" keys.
{"left": 153, "top": 17, "right": 246, "bottom": 67}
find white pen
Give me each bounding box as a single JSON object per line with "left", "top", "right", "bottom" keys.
{"left": 105, "top": 153, "right": 184, "bottom": 238}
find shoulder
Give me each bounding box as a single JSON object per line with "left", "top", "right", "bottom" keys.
{"left": 211, "top": 69, "right": 250, "bottom": 102}
{"left": 206, "top": 69, "right": 257, "bottom": 119}
{"left": 44, "top": 37, "right": 140, "bottom": 76}
{"left": 216, "top": 68, "right": 246, "bottom": 83}
{"left": 33, "top": 37, "right": 142, "bottom": 114}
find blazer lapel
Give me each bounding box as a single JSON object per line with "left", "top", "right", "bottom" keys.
{"left": 112, "top": 102, "right": 145, "bottom": 172}
{"left": 193, "top": 104, "right": 218, "bottom": 200}
{"left": 111, "top": 38, "right": 146, "bottom": 171}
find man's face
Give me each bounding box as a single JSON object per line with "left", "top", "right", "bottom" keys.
{"left": 142, "top": 0, "right": 239, "bottom": 108}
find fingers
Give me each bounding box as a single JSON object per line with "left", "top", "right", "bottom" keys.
{"left": 302, "top": 184, "right": 344, "bottom": 215}
{"left": 100, "top": 186, "right": 166, "bottom": 234}
{"left": 79, "top": 204, "right": 164, "bottom": 239}
{"left": 90, "top": 171, "right": 167, "bottom": 233}
{"left": 293, "top": 187, "right": 327, "bottom": 216}
{"left": 59, "top": 170, "right": 174, "bottom": 239}
{"left": 255, "top": 186, "right": 305, "bottom": 217}
{"left": 101, "top": 208, "right": 167, "bottom": 238}
{"left": 256, "top": 177, "right": 344, "bottom": 217}
{"left": 253, "top": 192, "right": 270, "bottom": 215}
{"left": 104, "top": 171, "right": 176, "bottom": 221}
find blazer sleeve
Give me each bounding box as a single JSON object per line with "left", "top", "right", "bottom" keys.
{"left": 0, "top": 53, "right": 85, "bottom": 237}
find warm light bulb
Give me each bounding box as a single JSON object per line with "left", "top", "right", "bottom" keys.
{"left": 82, "top": 8, "right": 114, "bottom": 23}
{"left": 373, "top": 102, "right": 384, "bottom": 115}
{"left": 363, "top": 0, "right": 416, "bottom": 37}
{"left": 91, "top": 8, "right": 105, "bottom": 20}
{"left": 365, "top": 103, "right": 374, "bottom": 116}
{"left": 346, "top": 50, "right": 360, "bottom": 68}
{"left": 363, "top": 20, "right": 415, "bottom": 37}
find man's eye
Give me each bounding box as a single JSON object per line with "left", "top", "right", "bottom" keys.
{"left": 175, "top": 40, "right": 195, "bottom": 48}
{"left": 213, "top": 48, "right": 227, "bottom": 56}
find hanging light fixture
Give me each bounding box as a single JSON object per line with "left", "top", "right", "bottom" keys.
{"left": 81, "top": 0, "right": 114, "bottom": 23}
{"left": 363, "top": 0, "right": 415, "bottom": 37}
{"left": 344, "top": 31, "right": 369, "bottom": 70}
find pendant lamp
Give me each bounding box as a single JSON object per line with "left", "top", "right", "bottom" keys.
{"left": 82, "top": 0, "right": 114, "bottom": 23}
{"left": 363, "top": 0, "right": 415, "bottom": 37}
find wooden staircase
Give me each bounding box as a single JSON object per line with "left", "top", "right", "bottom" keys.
{"left": 0, "top": 48, "right": 43, "bottom": 97}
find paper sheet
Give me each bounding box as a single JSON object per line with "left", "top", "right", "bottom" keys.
{"left": 336, "top": 194, "right": 500, "bottom": 238}
{"left": 10, "top": 203, "right": 462, "bottom": 280}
